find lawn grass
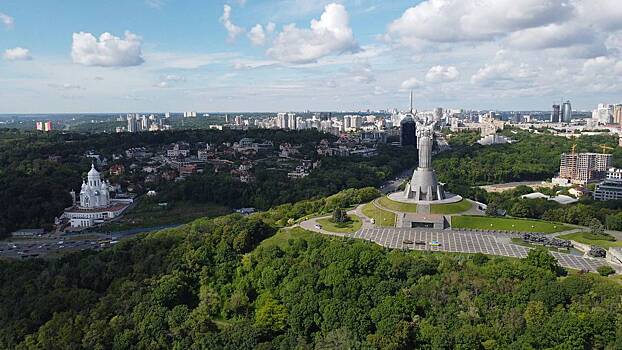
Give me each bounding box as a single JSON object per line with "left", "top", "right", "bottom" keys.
{"left": 259, "top": 227, "right": 319, "bottom": 250}
{"left": 377, "top": 196, "right": 418, "bottom": 212}
{"left": 317, "top": 215, "right": 362, "bottom": 233}
{"left": 101, "top": 200, "right": 231, "bottom": 232}
{"left": 361, "top": 202, "right": 396, "bottom": 227}
{"left": 558, "top": 232, "right": 622, "bottom": 249}
{"left": 430, "top": 200, "right": 473, "bottom": 214}
{"left": 452, "top": 215, "right": 572, "bottom": 233}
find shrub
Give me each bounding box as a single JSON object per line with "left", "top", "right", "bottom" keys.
{"left": 597, "top": 265, "right": 616, "bottom": 277}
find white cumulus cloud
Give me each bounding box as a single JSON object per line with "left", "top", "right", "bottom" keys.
{"left": 471, "top": 61, "right": 537, "bottom": 85}
{"left": 3, "top": 47, "right": 32, "bottom": 61}
{"left": 401, "top": 77, "right": 423, "bottom": 90}
{"left": 350, "top": 60, "right": 375, "bottom": 84}
{"left": 0, "top": 12, "right": 13, "bottom": 29}
{"left": 248, "top": 24, "right": 266, "bottom": 46}
{"left": 154, "top": 74, "right": 186, "bottom": 88}
{"left": 220, "top": 5, "right": 244, "bottom": 42}
{"left": 373, "top": 86, "right": 387, "bottom": 95}
{"left": 267, "top": 3, "right": 359, "bottom": 64}
{"left": 425, "top": 65, "right": 459, "bottom": 82}
{"left": 582, "top": 56, "right": 622, "bottom": 75}
{"left": 71, "top": 31, "right": 144, "bottom": 67}
{"left": 574, "top": 0, "right": 622, "bottom": 31}
{"left": 266, "top": 22, "right": 276, "bottom": 33}
{"left": 388, "top": 0, "right": 570, "bottom": 44}
{"left": 505, "top": 23, "right": 596, "bottom": 50}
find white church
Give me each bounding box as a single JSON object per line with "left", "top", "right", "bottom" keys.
{"left": 63, "top": 164, "right": 132, "bottom": 228}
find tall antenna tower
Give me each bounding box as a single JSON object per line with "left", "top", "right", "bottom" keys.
{"left": 409, "top": 90, "right": 417, "bottom": 117}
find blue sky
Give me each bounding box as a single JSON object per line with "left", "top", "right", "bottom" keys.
{"left": 1, "top": 0, "right": 622, "bottom": 113}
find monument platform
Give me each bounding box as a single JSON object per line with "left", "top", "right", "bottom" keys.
{"left": 387, "top": 191, "right": 462, "bottom": 205}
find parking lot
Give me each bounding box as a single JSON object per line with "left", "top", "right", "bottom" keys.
{"left": 350, "top": 228, "right": 608, "bottom": 272}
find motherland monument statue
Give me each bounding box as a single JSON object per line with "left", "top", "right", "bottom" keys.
{"left": 388, "top": 95, "right": 461, "bottom": 205}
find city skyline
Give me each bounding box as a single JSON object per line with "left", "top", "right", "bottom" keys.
{"left": 2, "top": 0, "right": 622, "bottom": 113}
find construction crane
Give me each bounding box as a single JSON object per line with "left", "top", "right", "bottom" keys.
{"left": 600, "top": 144, "right": 614, "bottom": 154}
{"left": 571, "top": 144, "right": 577, "bottom": 154}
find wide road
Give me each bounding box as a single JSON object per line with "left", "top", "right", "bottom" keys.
{"left": 0, "top": 239, "right": 115, "bottom": 259}
{"left": 304, "top": 225, "right": 609, "bottom": 272}
{"left": 0, "top": 224, "right": 179, "bottom": 259}
{"left": 380, "top": 168, "right": 413, "bottom": 194}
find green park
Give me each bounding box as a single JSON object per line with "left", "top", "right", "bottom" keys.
{"left": 316, "top": 214, "right": 362, "bottom": 233}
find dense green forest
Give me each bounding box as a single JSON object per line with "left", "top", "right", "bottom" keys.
{"left": 0, "top": 129, "right": 415, "bottom": 236}
{"left": 160, "top": 146, "right": 415, "bottom": 209}
{"left": 2, "top": 127, "right": 621, "bottom": 236}
{"left": 436, "top": 129, "right": 622, "bottom": 228}
{"left": 1, "top": 203, "right": 621, "bottom": 349}
{"left": 437, "top": 129, "right": 622, "bottom": 187}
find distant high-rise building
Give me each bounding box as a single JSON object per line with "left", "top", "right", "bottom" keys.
{"left": 559, "top": 152, "right": 611, "bottom": 184}
{"left": 551, "top": 104, "right": 560, "bottom": 123}
{"left": 614, "top": 105, "right": 622, "bottom": 126}
{"left": 141, "top": 115, "right": 149, "bottom": 130}
{"left": 343, "top": 115, "right": 352, "bottom": 130}
{"left": 295, "top": 116, "right": 305, "bottom": 130}
{"left": 400, "top": 116, "right": 416, "bottom": 146}
{"left": 35, "top": 121, "right": 53, "bottom": 132}
{"left": 276, "top": 113, "right": 288, "bottom": 129}
{"left": 561, "top": 100, "right": 572, "bottom": 123}
{"left": 594, "top": 168, "right": 622, "bottom": 201}
{"left": 287, "top": 113, "right": 297, "bottom": 130}
{"left": 352, "top": 115, "right": 363, "bottom": 129}
{"left": 592, "top": 104, "right": 613, "bottom": 124}
{"left": 433, "top": 107, "right": 443, "bottom": 122}
{"left": 127, "top": 114, "right": 139, "bottom": 132}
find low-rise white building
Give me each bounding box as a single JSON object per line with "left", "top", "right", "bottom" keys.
{"left": 594, "top": 168, "right": 622, "bottom": 201}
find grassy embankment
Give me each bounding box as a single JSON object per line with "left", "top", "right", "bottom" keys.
{"left": 361, "top": 202, "right": 396, "bottom": 227}
{"left": 452, "top": 215, "right": 572, "bottom": 233}
{"left": 378, "top": 196, "right": 472, "bottom": 214}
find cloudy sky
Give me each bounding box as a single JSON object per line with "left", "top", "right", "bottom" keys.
{"left": 1, "top": 0, "right": 622, "bottom": 113}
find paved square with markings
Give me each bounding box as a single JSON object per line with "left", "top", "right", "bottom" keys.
{"left": 348, "top": 228, "right": 607, "bottom": 272}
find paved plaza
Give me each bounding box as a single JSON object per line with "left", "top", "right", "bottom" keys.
{"left": 344, "top": 227, "right": 608, "bottom": 272}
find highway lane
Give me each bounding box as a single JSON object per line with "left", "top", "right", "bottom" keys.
{"left": 0, "top": 238, "right": 118, "bottom": 259}
{"left": 380, "top": 168, "right": 413, "bottom": 194}
{"left": 0, "top": 223, "right": 182, "bottom": 259}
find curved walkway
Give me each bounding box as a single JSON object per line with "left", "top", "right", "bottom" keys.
{"left": 297, "top": 205, "right": 371, "bottom": 236}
